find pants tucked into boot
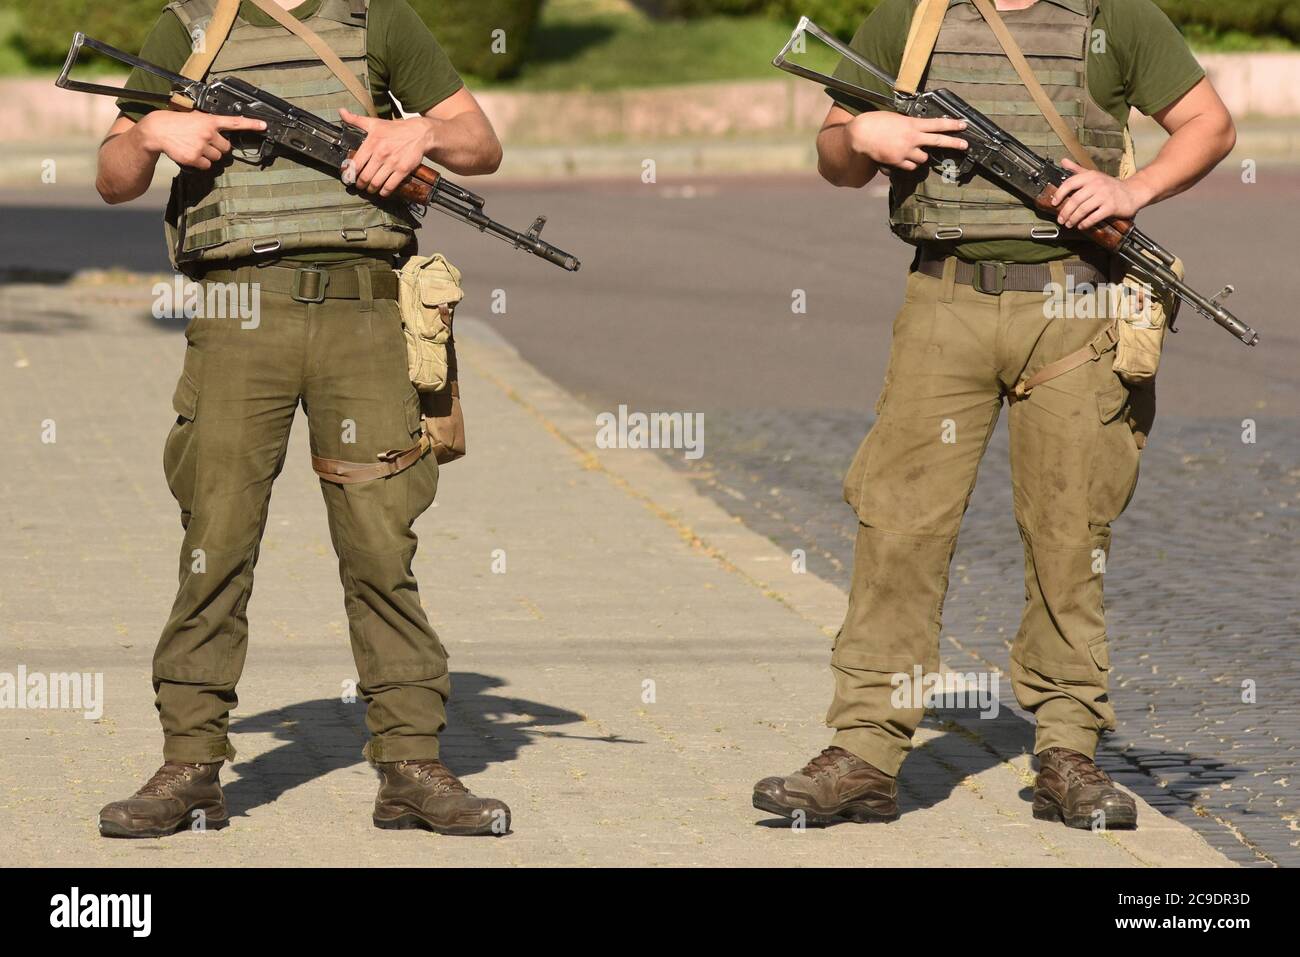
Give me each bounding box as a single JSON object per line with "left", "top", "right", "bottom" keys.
{"left": 153, "top": 264, "right": 449, "bottom": 764}
{"left": 827, "top": 265, "right": 1143, "bottom": 774}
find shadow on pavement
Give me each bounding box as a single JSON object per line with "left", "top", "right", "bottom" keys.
{"left": 223, "top": 672, "right": 640, "bottom": 818}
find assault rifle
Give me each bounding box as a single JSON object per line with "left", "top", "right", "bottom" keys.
{"left": 774, "top": 18, "right": 1258, "bottom": 345}
{"left": 56, "top": 32, "right": 581, "bottom": 272}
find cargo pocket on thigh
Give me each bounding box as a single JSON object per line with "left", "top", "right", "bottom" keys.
{"left": 164, "top": 367, "right": 200, "bottom": 528}
{"left": 1088, "top": 377, "right": 1141, "bottom": 527}
{"left": 1087, "top": 633, "right": 1110, "bottom": 674}
{"left": 403, "top": 389, "right": 439, "bottom": 522}
{"left": 843, "top": 374, "right": 893, "bottom": 515}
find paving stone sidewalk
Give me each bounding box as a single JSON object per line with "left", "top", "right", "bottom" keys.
{"left": 666, "top": 407, "right": 1298, "bottom": 866}
{"left": 0, "top": 277, "right": 1231, "bottom": 866}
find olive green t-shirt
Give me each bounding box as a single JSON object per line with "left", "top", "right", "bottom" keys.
{"left": 830, "top": 0, "right": 1206, "bottom": 263}
{"left": 116, "top": 0, "right": 463, "bottom": 263}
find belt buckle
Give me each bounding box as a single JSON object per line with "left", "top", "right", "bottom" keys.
{"left": 973, "top": 261, "right": 1007, "bottom": 296}
{"left": 292, "top": 265, "right": 330, "bottom": 304}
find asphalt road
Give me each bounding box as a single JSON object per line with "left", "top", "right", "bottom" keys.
{"left": 1, "top": 169, "right": 1297, "bottom": 864}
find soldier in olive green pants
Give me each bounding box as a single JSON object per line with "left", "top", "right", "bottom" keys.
{"left": 155, "top": 262, "right": 448, "bottom": 765}
{"left": 827, "top": 265, "right": 1141, "bottom": 774}
{"left": 96, "top": 0, "right": 512, "bottom": 839}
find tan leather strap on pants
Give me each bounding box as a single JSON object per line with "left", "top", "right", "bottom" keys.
{"left": 1012, "top": 320, "right": 1120, "bottom": 401}
{"left": 312, "top": 418, "right": 432, "bottom": 485}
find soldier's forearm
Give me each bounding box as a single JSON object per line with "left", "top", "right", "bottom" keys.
{"left": 816, "top": 122, "right": 879, "bottom": 189}
{"left": 419, "top": 112, "right": 502, "bottom": 177}
{"left": 1129, "top": 110, "right": 1237, "bottom": 210}
{"left": 96, "top": 121, "right": 161, "bottom": 205}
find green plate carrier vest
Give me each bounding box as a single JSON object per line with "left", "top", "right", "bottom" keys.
{"left": 889, "top": 0, "right": 1127, "bottom": 244}
{"left": 163, "top": 0, "right": 418, "bottom": 265}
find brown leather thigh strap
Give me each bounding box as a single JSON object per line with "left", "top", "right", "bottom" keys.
{"left": 312, "top": 421, "right": 431, "bottom": 485}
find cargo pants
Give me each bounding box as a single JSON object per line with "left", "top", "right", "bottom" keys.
{"left": 828, "top": 261, "right": 1145, "bottom": 773}
{"left": 154, "top": 262, "right": 449, "bottom": 764}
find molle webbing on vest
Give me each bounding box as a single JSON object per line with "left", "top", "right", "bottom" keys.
{"left": 889, "top": 0, "right": 1127, "bottom": 244}
{"left": 164, "top": 0, "right": 415, "bottom": 265}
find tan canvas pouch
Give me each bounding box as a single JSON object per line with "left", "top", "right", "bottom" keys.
{"left": 397, "top": 254, "right": 463, "bottom": 393}
{"left": 1110, "top": 129, "right": 1179, "bottom": 387}
{"left": 394, "top": 254, "right": 467, "bottom": 464}
{"left": 1111, "top": 256, "right": 1182, "bottom": 386}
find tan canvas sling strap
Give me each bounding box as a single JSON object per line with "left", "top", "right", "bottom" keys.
{"left": 896, "top": 0, "right": 949, "bottom": 95}
{"left": 968, "top": 0, "right": 1097, "bottom": 171}
{"left": 312, "top": 418, "right": 434, "bottom": 485}
{"left": 171, "top": 0, "right": 379, "bottom": 118}
{"left": 954, "top": 0, "right": 1121, "bottom": 400}
{"left": 169, "top": 0, "right": 242, "bottom": 110}
{"left": 243, "top": 0, "right": 378, "bottom": 117}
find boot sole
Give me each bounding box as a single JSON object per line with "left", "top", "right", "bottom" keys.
{"left": 753, "top": 792, "right": 898, "bottom": 826}
{"left": 373, "top": 811, "right": 508, "bottom": 837}
{"left": 99, "top": 811, "right": 229, "bottom": 839}
{"left": 1032, "top": 793, "right": 1137, "bottom": 830}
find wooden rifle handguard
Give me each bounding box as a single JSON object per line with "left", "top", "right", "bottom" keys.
{"left": 1033, "top": 181, "right": 1132, "bottom": 252}
{"left": 344, "top": 151, "right": 440, "bottom": 205}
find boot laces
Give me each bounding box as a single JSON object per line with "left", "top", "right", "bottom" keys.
{"left": 800, "top": 747, "right": 850, "bottom": 781}
{"left": 136, "top": 763, "right": 201, "bottom": 798}
{"left": 1048, "top": 749, "right": 1111, "bottom": 787}
{"left": 399, "top": 760, "right": 468, "bottom": 794}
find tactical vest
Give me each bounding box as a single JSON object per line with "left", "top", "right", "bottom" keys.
{"left": 164, "top": 0, "right": 417, "bottom": 265}
{"left": 889, "top": 0, "right": 1127, "bottom": 244}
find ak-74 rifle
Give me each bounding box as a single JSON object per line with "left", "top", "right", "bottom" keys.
{"left": 56, "top": 32, "right": 581, "bottom": 272}
{"left": 774, "top": 17, "right": 1258, "bottom": 345}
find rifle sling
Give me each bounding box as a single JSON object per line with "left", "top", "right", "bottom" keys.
{"left": 170, "top": 0, "right": 378, "bottom": 118}
{"left": 967, "top": 0, "right": 1098, "bottom": 171}
{"left": 896, "top": 0, "right": 948, "bottom": 96}
{"left": 169, "top": 0, "right": 241, "bottom": 110}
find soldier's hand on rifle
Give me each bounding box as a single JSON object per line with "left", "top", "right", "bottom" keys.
{"left": 339, "top": 108, "right": 434, "bottom": 198}
{"left": 846, "top": 112, "right": 968, "bottom": 172}
{"left": 135, "top": 111, "right": 267, "bottom": 171}
{"left": 1053, "top": 158, "right": 1153, "bottom": 229}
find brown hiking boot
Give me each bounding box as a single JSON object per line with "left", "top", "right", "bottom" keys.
{"left": 1033, "top": 747, "right": 1137, "bottom": 830}
{"left": 99, "top": 761, "right": 228, "bottom": 838}
{"left": 753, "top": 746, "right": 899, "bottom": 824}
{"left": 373, "top": 760, "right": 511, "bottom": 836}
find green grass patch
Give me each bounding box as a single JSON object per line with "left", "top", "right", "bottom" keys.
{"left": 471, "top": 0, "right": 1296, "bottom": 90}
{"left": 468, "top": 1, "right": 840, "bottom": 91}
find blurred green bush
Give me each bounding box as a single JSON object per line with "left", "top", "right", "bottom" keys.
{"left": 657, "top": 1, "right": 880, "bottom": 39}
{"left": 659, "top": 0, "right": 1300, "bottom": 42}
{"left": 406, "top": 0, "right": 543, "bottom": 80}
{"left": 12, "top": 0, "right": 167, "bottom": 64}
{"left": 1156, "top": 0, "right": 1300, "bottom": 42}
{"left": 9, "top": 0, "right": 545, "bottom": 78}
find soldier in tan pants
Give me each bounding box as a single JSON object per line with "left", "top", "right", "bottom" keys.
{"left": 754, "top": 0, "right": 1236, "bottom": 830}
{"left": 828, "top": 265, "right": 1140, "bottom": 772}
